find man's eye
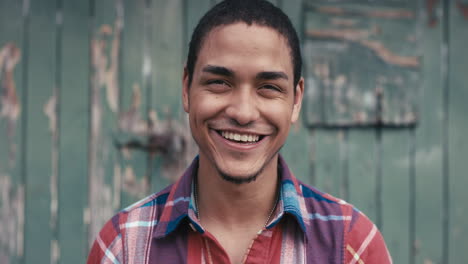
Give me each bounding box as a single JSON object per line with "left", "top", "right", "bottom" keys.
{"left": 207, "top": 79, "right": 229, "bottom": 86}
{"left": 261, "top": 84, "right": 282, "bottom": 92}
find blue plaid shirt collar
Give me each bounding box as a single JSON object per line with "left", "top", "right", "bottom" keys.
{"left": 153, "top": 155, "right": 308, "bottom": 239}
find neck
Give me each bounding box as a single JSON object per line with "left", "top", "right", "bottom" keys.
{"left": 195, "top": 155, "right": 280, "bottom": 230}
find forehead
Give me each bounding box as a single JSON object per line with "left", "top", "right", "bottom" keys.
{"left": 196, "top": 23, "right": 293, "bottom": 75}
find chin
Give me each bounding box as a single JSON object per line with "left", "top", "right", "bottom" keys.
{"left": 215, "top": 162, "right": 266, "bottom": 185}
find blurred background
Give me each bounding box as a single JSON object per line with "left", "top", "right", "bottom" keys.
{"left": 0, "top": 0, "right": 467, "bottom": 263}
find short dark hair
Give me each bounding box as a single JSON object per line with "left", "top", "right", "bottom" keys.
{"left": 186, "top": 0, "right": 302, "bottom": 88}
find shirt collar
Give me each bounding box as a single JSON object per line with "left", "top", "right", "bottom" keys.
{"left": 153, "top": 155, "right": 309, "bottom": 239}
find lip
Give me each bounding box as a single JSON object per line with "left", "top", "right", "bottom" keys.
{"left": 210, "top": 129, "right": 266, "bottom": 151}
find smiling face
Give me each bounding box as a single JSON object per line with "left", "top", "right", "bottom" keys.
{"left": 183, "top": 23, "right": 304, "bottom": 184}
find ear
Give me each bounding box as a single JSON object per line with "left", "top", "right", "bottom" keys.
{"left": 291, "top": 77, "right": 304, "bottom": 123}
{"left": 182, "top": 66, "right": 190, "bottom": 113}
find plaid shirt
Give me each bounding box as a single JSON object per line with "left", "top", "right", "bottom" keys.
{"left": 87, "top": 155, "right": 392, "bottom": 264}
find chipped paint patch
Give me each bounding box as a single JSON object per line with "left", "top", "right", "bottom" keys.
{"left": 122, "top": 166, "right": 148, "bottom": 196}
{"left": 0, "top": 43, "right": 21, "bottom": 165}
{"left": 88, "top": 3, "right": 124, "bottom": 245}
{"left": 0, "top": 174, "right": 25, "bottom": 259}
{"left": 395, "top": 146, "right": 442, "bottom": 168}
{"left": 307, "top": 30, "right": 420, "bottom": 68}
{"left": 44, "top": 92, "right": 59, "bottom": 231}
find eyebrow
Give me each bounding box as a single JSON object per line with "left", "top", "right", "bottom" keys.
{"left": 202, "top": 65, "right": 234, "bottom": 77}
{"left": 202, "top": 64, "right": 289, "bottom": 81}
{"left": 256, "top": 71, "right": 289, "bottom": 81}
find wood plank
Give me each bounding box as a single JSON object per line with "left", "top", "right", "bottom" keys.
{"left": 88, "top": 0, "right": 123, "bottom": 246}
{"left": 0, "top": 0, "right": 25, "bottom": 263}
{"left": 448, "top": 0, "right": 468, "bottom": 262}
{"left": 348, "top": 130, "right": 377, "bottom": 222}
{"left": 381, "top": 130, "right": 410, "bottom": 264}
{"left": 302, "top": 2, "right": 419, "bottom": 127}
{"left": 185, "top": 0, "right": 212, "bottom": 50}
{"left": 414, "top": 0, "right": 444, "bottom": 263}
{"left": 23, "top": 0, "right": 56, "bottom": 263}
{"left": 118, "top": 0, "right": 151, "bottom": 207}
{"left": 58, "top": 0, "right": 90, "bottom": 261}
{"left": 312, "top": 130, "right": 346, "bottom": 198}
{"left": 150, "top": 0, "right": 197, "bottom": 192}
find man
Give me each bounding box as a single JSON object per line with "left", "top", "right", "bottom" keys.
{"left": 87, "top": 1, "right": 392, "bottom": 263}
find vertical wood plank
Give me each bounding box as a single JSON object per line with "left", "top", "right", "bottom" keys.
{"left": 118, "top": 0, "right": 150, "bottom": 207}
{"left": 312, "top": 131, "right": 346, "bottom": 198}
{"left": 58, "top": 0, "right": 90, "bottom": 261}
{"left": 448, "top": 0, "right": 468, "bottom": 262}
{"left": 278, "top": 0, "right": 312, "bottom": 187}
{"left": 88, "top": 0, "right": 123, "bottom": 246}
{"left": 348, "top": 130, "right": 377, "bottom": 222}
{"left": 23, "top": 0, "right": 57, "bottom": 263}
{"left": 0, "top": 0, "right": 25, "bottom": 263}
{"left": 414, "top": 0, "right": 444, "bottom": 263}
{"left": 185, "top": 0, "right": 212, "bottom": 48}
{"left": 150, "top": 0, "right": 197, "bottom": 191}
{"left": 381, "top": 130, "right": 410, "bottom": 264}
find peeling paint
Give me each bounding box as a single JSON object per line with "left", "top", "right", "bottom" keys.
{"left": 122, "top": 166, "right": 149, "bottom": 196}
{"left": 51, "top": 239, "right": 60, "bottom": 264}
{"left": 118, "top": 84, "right": 147, "bottom": 135}
{"left": 0, "top": 175, "right": 25, "bottom": 260}
{"left": 0, "top": 43, "right": 21, "bottom": 165}
{"left": 113, "top": 164, "right": 121, "bottom": 210}
{"left": 396, "top": 146, "right": 442, "bottom": 168}
{"left": 44, "top": 92, "right": 58, "bottom": 231}
{"left": 314, "top": 6, "right": 415, "bottom": 19}
{"left": 457, "top": 0, "right": 468, "bottom": 19}
{"left": 118, "top": 85, "right": 197, "bottom": 183}
{"left": 307, "top": 30, "right": 420, "bottom": 68}
{"left": 88, "top": 5, "right": 123, "bottom": 245}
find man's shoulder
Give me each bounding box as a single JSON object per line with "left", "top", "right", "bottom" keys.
{"left": 295, "top": 178, "right": 356, "bottom": 213}
{"left": 117, "top": 183, "right": 174, "bottom": 222}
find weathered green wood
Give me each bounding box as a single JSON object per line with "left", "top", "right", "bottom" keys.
{"left": 0, "top": 0, "right": 25, "bottom": 263}
{"left": 279, "top": 0, "right": 303, "bottom": 35}
{"left": 303, "top": 1, "right": 419, "bottom": 127}
{"left": 312, "top": 131, "right": 345, "bottom": 198}
{"left": 348, "top": 130, "right": 377, "bottom": 222}
{"left": 23, "top": 0, "right": 56, "bottom": 263}
{"left": 88, "top": 0, "right": 122, "bottom": 246}
{"left": 381, "top": 131, "right": 410, "bottom": 264}
{"left": 414, "top": 1, "right": 444, "bottom": 263}
{"left": 58, "top": 0, "right": 90, "bottom": 262}
{"left": 186, "top": 0, "right": 212, "bottom": 50}
{"left": 448, "top": 1, "right": 468, "bottom": 263}
{"left": 277, "top": 0, "right": 312, "bottom": 187}
{"left": 118, "top": 0, "right": 151, "bottom": 207}
{"left": 150, "top": 0, "right": 195, "bottom": 192}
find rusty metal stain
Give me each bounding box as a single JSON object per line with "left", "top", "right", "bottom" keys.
{"left": 314, "top": 6, "right": 415, "bottom": 19}
{"left": 307, "top": 30, "right": 420, "bottom": 68}
{"left": 0, "top": 43, "right": 21, "bottom": 165}
{"left": 0, "top": 175, "right": 25, "bottom": 260}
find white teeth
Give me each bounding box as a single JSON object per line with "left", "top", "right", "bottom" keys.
{"left": 220, "top": 131, "right": 260, "bottom": 143}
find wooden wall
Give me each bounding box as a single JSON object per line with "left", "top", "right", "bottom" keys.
{"left": 0, "top": 0, "right": 467, "bottom": 263}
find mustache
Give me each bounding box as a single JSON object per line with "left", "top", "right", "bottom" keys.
{"left": 207, "top": 119, "right": 274, "bottom": 134}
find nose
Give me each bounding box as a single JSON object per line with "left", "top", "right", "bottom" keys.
{"left": 225, "top": 88, "right": 260, "bottom": 126}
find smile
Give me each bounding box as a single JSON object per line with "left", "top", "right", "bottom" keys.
{"left": 219, "top": 131, "right": 262, "bottom": 143}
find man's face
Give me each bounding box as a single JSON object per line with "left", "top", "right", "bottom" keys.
{"left": 183, "top": 23, "right": 304, "bottom": 183}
